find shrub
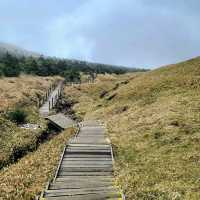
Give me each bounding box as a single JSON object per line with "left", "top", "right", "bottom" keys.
{"left": 63, "top": 70, "right": 80, "bottom": 83}
{"left": 0, "top": 63, "right": 5, "bottom": 77}
{"left": 7, "top": 108, "right": 28, "bottom": 124}
{"left": 2, "top": 53, "right": 21, "bottom": 77}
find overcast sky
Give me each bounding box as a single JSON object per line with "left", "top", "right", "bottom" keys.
{"left": 0, "top": 0, "right": 199, "bottom": 68}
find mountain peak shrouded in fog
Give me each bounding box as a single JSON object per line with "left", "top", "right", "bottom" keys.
{"left": 0, "top": 42, "right": 40, "bottom": 58}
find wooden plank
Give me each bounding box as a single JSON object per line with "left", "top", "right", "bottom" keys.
{"left": 62, "top": 158, "right": 112, "bottom": 161}
{"left": 65, "top": 150, "right": 111, "bottom": 154}
{"left": 66, "top": 146, "right": 110, "bottom": 150}
{"left": 45, "top": 187, "right": 119, "bottom": 196}
{"left": 55, "top": 176, "right": 114, "bottom": 182}
{"left": 58, "top": 171, "right": 113, "bottom": 176}
{"left": 67, "top": 146, "right": 110, "bottom": 150}
{"left": 59, "top": 167, "right": 113, "bottom": 172}
{"left": 61, "top": 163, "right": 112, "bottom": 167}
{"left": 45, "top": 194, "right": 120, "bottom": 200}
{"left": 69, "top": 144, "right": 110, "bottom": 147}
{"left": 62, "top": 159, "right": 112, "bottom": 166}
{"left": 63, "top": 154, "right": 111, "bottom": 158}
{"left": 50, "top": 183, "right": 113, "bottom": 190}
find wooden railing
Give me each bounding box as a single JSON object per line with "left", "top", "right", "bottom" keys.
{"left": 38, "top": 80, "right": 64, "bottom": 113}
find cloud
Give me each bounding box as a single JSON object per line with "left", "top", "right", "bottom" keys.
{"left": 0, "top": 0, "right": 200, "bottom": 68}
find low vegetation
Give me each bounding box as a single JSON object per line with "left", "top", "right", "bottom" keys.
{"left": 0, "top": 128, "right": 74, "bottom": 200}
{"left": 64, "top": 57, "right": 200, "bottom": 200}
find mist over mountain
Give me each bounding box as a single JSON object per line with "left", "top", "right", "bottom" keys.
{"left": 0, "top": 42, "right": 40, "bottom": 58}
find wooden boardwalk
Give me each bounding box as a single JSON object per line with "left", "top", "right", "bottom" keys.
{"left": 40, "top": 120, "right": 124, "bottom": 200}
{"left": 39, "top": 82, "right": 63, "bottom": 117}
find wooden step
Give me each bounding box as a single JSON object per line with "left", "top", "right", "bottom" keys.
{"left": 41, "top": 122, "right": 123, "bottom": 200}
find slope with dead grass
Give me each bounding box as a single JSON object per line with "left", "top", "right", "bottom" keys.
{"left": 0, "top": 128, "right": 74, "bottom": 200}
{"left": 64, "top": 57, "right": 200, "bottom": 200}
{"left": 0, "top": 75, "right": 61, "bottom": 111}
{"left": 0, "top": 75, "right": 62, "bottom": 168}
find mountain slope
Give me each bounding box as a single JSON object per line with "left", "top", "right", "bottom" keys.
{"left": 64, "top": 57, "right": 200, "bottom": 200}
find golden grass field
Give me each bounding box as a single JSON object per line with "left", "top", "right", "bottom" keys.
{"left": 64, "top": 57, "right": 200, "bottom": 200}
{"left": 0, "top": 128, "right": 74, "bottom": 200}
{"left": 0, "top": 75, "right": 61, "bottom": 111}
{"left": 0, "top": 75, "right": 61, "bottom": 168}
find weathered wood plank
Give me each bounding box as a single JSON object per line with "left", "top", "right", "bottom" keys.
{"left": 59, "top": 167, "right": 113, "bottom": 172}
{"left": 64, "top": 153, "right": 111, "bottom": 158}
{"left": 50, "top": 182, "right": 113, "bottom": 189}
{"left": 45, "top": 188, "right": 119, "bottom": 196}
{"left": 45, "top": 194, "right": 120, "bottom": 200}
{"left": 55, "top": 176, "right": 114, "bottom": 182}
{"left": 58, "top": 171, "right": 113, "bottom": 176}
{"left": 61, "top": 161, "right": 112, "bottom": 165}
{"left": 62, "top": 158, "right": 112, "bottom": 161}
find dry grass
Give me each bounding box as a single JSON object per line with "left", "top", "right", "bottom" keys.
{"left": 0, "top": 128, "right": 74, "bottom": 200}
{"left": 0, "top": 75, "right": 62, "bottom": 168}
{"left": 0, "top": 75, "right": 61, "bottom": 111}
{"left": 64, "top": 57, "right": 200, "bottom": 200}
{"left": 0, "top": 106, "right": 47, "bottom": 168}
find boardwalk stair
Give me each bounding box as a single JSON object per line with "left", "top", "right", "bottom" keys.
{"left": 39, "top": 120, "right": 125, "bottom": 200}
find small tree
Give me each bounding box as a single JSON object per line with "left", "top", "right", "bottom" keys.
{"left": 7, "top": 107, "right": 27, "bottom": 124}
{"left": 0, "top": 63, "right": 4, "bottom": 77}
{"left": 63, "top": 70, "right": 80, "bottom": 83}
{"left": 2, "top": 53, "right": 21, "bottom": 77}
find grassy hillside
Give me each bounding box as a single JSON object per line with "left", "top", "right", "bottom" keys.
{"left": 0, "top": 75, "right": 61, "bottom": 111}
{"left": 64, "top": 57, "right": 200, "bottom": 200}
{"left": 0, "top": 128, "right": 74, "bottom": 200}
{"left": 0, "top": 75, "right": 61, "bottom": 168}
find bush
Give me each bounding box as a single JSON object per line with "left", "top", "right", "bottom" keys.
{"left": 63, "top": 70, "right": 80, "bottom": 83}
{"left": 2, "top": 53, "right": 21, "bottom": 77}
{"left": 7, "top": 108, "right": 27, "bottom": 124}
{"left": 3, "top": 64, "right": 21, "bottom": 77}
{"left": 0, "top": 63, "right": 4, "bottom": 77}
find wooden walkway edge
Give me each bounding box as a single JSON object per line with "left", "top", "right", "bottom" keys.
{"left": 38, "top": 120, "right": 125, "bottom": 200}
